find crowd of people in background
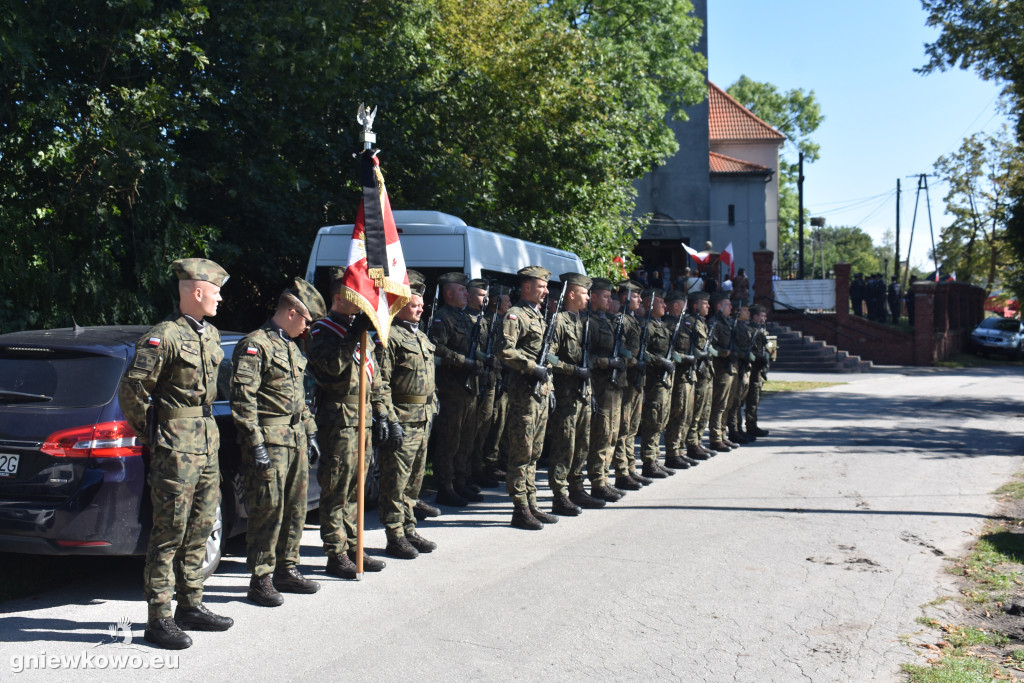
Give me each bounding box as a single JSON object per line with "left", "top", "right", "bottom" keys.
{"left": 632, "top": 264, "right": 751, "bottom": 308}
{"left": 849, "top": 272, "right": 917, "bottom": 324}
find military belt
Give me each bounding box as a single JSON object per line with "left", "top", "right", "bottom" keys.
{"left": 158, "top": 405, "right": 212, "bottom": 420}
{"left": 392, "top": 394, "right": 429, "bottom": 404}
{"left": 324, "top": 396, "right": 363, "bottom": 409}
{"left": 260, "top": 414, "right": 302, "bottom": 426}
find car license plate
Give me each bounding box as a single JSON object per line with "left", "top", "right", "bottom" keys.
{"left": 0, "top": 453, "right": 19, "bottom": 477}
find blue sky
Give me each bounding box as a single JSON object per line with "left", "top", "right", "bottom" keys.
{"left": 707, "top": 1, "right": 1009, "bottom": 271}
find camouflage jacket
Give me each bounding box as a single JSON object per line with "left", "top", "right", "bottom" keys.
{"left": 117, "top": 310, "right": 223, "bottom": 455}
{"left": 306, "top": 311, "right": 385, "bottom": 428}
{"left": 750, "top": 323, "right": 770, "bottom": 367}
{"left": 548, "top": 309, "right": 588, "bottom": 398}
{"left": 495, "top": 299, "right": 552, "bottom": 396}
{"left": 430, "top": 304, "right": 484, "bottom": 391}
{"left": 643, "top": 316, "right": 672, "bottom": 368}
{"left": 686, "top": 314, "right": 712, "bottom": 379}
{"left": 732, "top": 319, "right": 755, "bottom": 368}
{"left": 230, "top": 321, "right": 314, "bottom": 449}
{"left": 378, "top": 319, "right": 436, "bottom": 424}
{"left": 709, "top": 312, "right": 734, "bottom": 356}
{"left": 663, "top": 314, "right": 693, "bottom": 356}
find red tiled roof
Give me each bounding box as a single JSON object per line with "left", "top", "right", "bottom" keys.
{"left": 708, "top": 82, "right": 786, "bottom": 143}
{"left": 709, "top": 151, "right": 772, "bottom": 175}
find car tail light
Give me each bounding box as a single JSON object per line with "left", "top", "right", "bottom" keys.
{"left": 56, "top": 540, "right": 111, "bottom": 547}
{"left": 41, "top": 421, "right": 144, "bottom": 458}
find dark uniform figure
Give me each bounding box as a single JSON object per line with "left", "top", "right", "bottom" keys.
{"left": 637, "top": 289, "right": 676, "bottom": 480}
{"left": 707, "top": 293, "right": 737, "bottom": 452}
{"left": 584, "top": 278, "right": 625, "bottom": 504}
{"left": 850, "top": 273, "right": 865, "bottom": 317}
{"left": 685, "top": 291, "right": 715, "bottom": 459}
{"left": 476, "top": 285, "right": 512, "bottom": 483}
{"left": 887, "top": 277, "right": 902, "bottom": 323}
{"left": 725, "top": 302, "right": 755, "bottom": 444}
{"left": 610, "top": 280, "right": 649, "bottom": 495}
{"left": 744, "top": 304, "right": 771, "bottom": 438}
{"left": 429, "top": 272, "right": 485, "bottom": 506}
{"left": 544, "top": 272, "right": 594, "bottom": 516}
{"left": 463, "top": 278, "right": 498, "bottom": 488}
{"left": 118, "top": 258, "right": 233, "bottom": 650}
{"left": 662, "top": 290, "right": 697, "bottom": 470}
{"left": 376, "top": 271, "right": 439, "bottom": 559}
{"left": 231, "top": 278, "right": 325, "bottom": 607}
{"left": 307, "top": 268, "right": 387, "bottom": 579}
{"left": 496, "top": 266, "right": 558, "bottom": 530}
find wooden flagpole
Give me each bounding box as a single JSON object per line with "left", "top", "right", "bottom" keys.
{"left": 356, "top": 330, "right": 368, "bottom": 580}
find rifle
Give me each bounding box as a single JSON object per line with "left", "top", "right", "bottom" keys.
{"left": 532, "top": 286, "right": 566, "bottom": 399}
{"left": 464, "top": 305, "right": 484, "bottom": 392}
{"left": 480, "top": 307, "right": 499, "bottom": 395}
{"left": 633, "top": 291, "right": 655, "bottom": 388}
{"left": 663, "top": 312, "right": 686, "bottom": 385}
{"left": 609, "top": 306, "right": 626, "bottom": 384}
{"left": 423, "top": 282, "right": 440, "bottom": 333}
{"left": 580, "top": 297, "right": 592, "bottom": 403}
{"left": 695, "top": 317, "right": 713, "bottom": 378}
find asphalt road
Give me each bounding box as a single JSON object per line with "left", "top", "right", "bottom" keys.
{"left": 2, "top": 366, "right": 1023, "bottom": 682}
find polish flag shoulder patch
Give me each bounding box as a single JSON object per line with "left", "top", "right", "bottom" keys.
{"left": 246, "top": 345, "right": 259, "bottom": 355}
{"left": 507, "top": 314, "right": 517, "bottom": 321}
{"left": 147, "top": 337, "right": 161, "bottom": 347}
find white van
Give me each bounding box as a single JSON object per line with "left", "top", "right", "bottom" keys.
{"left": 304, "top": 210, "right": 586, "bottom": 301}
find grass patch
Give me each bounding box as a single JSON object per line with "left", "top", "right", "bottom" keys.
{"left": 996, "top": 474, "right": 1024, "bottom": 501}
{"left": 762, "top": 380, "right": 844, "bottom": 393}
{"left": 902, "top": 657, "right": 1004, "bottom": 683}
{"left": 936, "top": 352, "right": 1024, "bottom": 369}
{"left": 950, "top": 526, "right": 1024, "bottom": 604}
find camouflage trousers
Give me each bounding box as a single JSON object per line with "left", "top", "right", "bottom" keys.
{"left": 472, "top": 382, "right": 497, "bottom": 474}
{"left": 433, "top": 382, "right": 478, "bottom": 487}
{"left": 709, "top": 358, "right": 735, "bottom": 443}
{"left": 612, "top": 377, "right": 643, "bottom": 476}
{"left": 503, "top": 379, "right": 550, "bottom": 508}
{"left": 665, "top": 376, "right": 695, "bottom": 458}
{"left": 378, "top": 418, "right": 428, "bottom": 538}
{"left": 639, "top": 372, "right": 672, "bottom": 465}
{"left": 244, "top": 442, "right": 308, "bottom": 577}
{"left": 546, "top": 381, "right": 591, "bottom": 495}
{"left": 745, "top": 364, "right": 767, "bottom": 429}
{"left": 588, "top": 372, "right": 622, "bottom": 487}
{"left": 686, "top": 369, "right": 713, "bottom": 446}
{"left": 727, "top": 366, "right": 752, "bottom": 432}
{"left": 317, "top": 423, "right": 370, "bottom": 557}
{"left": 144, "top": 446, "right": 220, "bottom": 620}
{"left": 482, "top": 388, "right": 509, "bottom": 471}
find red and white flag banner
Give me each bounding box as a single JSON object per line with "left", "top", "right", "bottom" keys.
{"left": 682, "top": 242, "right": 711, "bottom": 265}
{"left": 339, "top": 151, "right": 411, "bottom": 345}
{"left": 721, "top": 242, "right": 735, "bottom": 279}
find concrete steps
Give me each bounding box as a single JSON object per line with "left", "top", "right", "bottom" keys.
{"left": 768, "top": 323, "right": 873, "bottom": 373}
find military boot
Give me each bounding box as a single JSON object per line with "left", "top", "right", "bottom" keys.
{"left": 511, "top": 505, "right": 544, "bottom": 530}
{"left": 631, "top": 471, "right": 655, "bottom": 486}
{"left": 569, "top": 489, "right": 606, "bottom": 509}
{"left": 737, "top": 428, "right": 755, "bottom": 443}
{"left": 722, "top": 437, "right": 740, "bottom": 448}
{"left": 454, "top": 482, "right": 484, "bottom": 503}
{"left": 144, "top": 617, "right": 192, "bottom": 650}
{"left": 592, "top": 484, "right": 624, "bottom": 502}
{"left": 664, "top": 455, "right": 691, "bottom": 470}
{"left": 247, "top": 574, "right": 284, "bottom": 607}
{"left": 530, "top": 506, "right": 559, "bottom": 524}
{"left": 273, "top": 567, "right": 320, "bottom": 594}
{"left": 173, "top": 604, "right": 233, "bottom": 631}
{"left": 698, "top": 443, "right": 719, "bottom": 457}
{"left": 325, "top": 553, "right": 357, "bottom": 580}
{"left": 641, "top": 462, "right": 667, "bottom": 479}
{"left": 486, "top": 465, "right": 507, "bottom": 482}
{"left": 614, "top": 474, "right": 642, "bottom": 491}
{"left": 658, "top": 462, "right": 677, "bottom": 476}
{"left": 405, "top": 529, "right": 437, "bottom": 553}
{"left": 748, "top": 425, "right": 770, "bottom": 437}
{"left": 687, "top": 444, "right": 710, "bottom": 460}
{"left": 435, "top": 485, "right": 468, "bottom": 507}
{"left": 385, "top": 533, "right": 419, "bottom": 560}
{"left": 728, "top": 429, "right": 749, "bottom": 444}
{"left": 552, "top": 492, "right": 582, "bottom": 516}
{"left": 472, "top": 470, "right": 500, "bottom": 488}
{"left": 414, "top": 499, "right": 441, "bottom": 520}
{"left": 709, "top": 441, "right": 730, "bottom": 452}
{"left": 348, "top": 551, "right": 386, "bottom": 572}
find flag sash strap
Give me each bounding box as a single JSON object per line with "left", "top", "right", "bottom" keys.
{"left": 355, "top": 330, "right": 367, "bottom": 579}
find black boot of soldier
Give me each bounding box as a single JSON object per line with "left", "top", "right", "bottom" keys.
{"left": 631, "top": 471, "right": 655, "bottom": 486}
{"left": 530, "top": 505, "right": 559, "bottom": 524}
{"left": 405, "top": 529, "right": 437, "bottom": 553}
{"left": 642, "top": 462, "right": 667, "bottom": 479}
{"left": 414, "top": 499, "right": 441, "bottom": 519}
{"left": 174, "top": 603, "right": 234, "bottom": 630}
{"left": 615, "top": 474, "right": 642, "bottom": 491}
{"left": 247, "top": 574, "right": 284, "bottom": 607}
{"left": 385, "top": 533, "right": 419, "bottom": 560}
{"left": 273, "top": 567, "right": 320, "bottom": 594}
{"left": 144, "top": 617, "right": 192, "bottom": 650}
{"left": 664, "top": 455, "right": 691, "bottom": 470}
{"left": 592, "top": 484, "right": 624, "bottom": 502}
{"left": 436, "top": 485, "right": 468, "bottom": 507}
{"left": 325, "top": 553, "right": 357, "bottom": 580}
{"left": 552, "top": 492, "right": 582, "bottom": 516}
{"left": 511, "top": 505, "right": 544, "bottom": 530}
{"left": 348, "top": 551, "right": 386, "bottom": 572}
{"left": 570, "top": 489, "right": 606, "bottom": 509}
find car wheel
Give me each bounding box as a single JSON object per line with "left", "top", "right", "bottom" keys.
{"left": 201, "top": 496, "right": 224, "bottom": 579}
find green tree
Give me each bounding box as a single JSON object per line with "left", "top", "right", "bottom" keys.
{"left": 726, "top": 76, "right": 824, "bottom": 250}
{"left": 932, "top": 128, "right": 1022, "bottom": 293}
{"left": 802, "top": 225, "right": 881, "bottom": 280}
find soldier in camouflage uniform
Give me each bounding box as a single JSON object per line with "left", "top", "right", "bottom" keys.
{"left": 707, "top": 292, "right": 738, "bottom": 452}
{"left": 609, "top": 280, "right": 651, "bottom": 495}
{"left": 496, "top": 265, "right": 560, "bottom": 530}
{"left": 476, "top": 285, "right": 512, "bottom": 483}
{"left": 306, "top": 269, "right": 387, "bottom": 579}
{"left": 376, "top": 271, "right": 439, "bottom": 560}
{"left": 428, "top": 272, "right": 485, "bottom": 506}
{"left": 726, "top": 301, "right": 755, "bottom": 444}
{"left": 118, "top": 258, "right": 233, "bottom": 650}
{"left": 462, "top": 278, "right": 499, "bottom": 489}
{"left": 744, "top": 304, "right": 771, "bottom": 438}
{"left": 684, "top": 291, "right": 715, "bottom": 460}
{"left": 662, "top": 290, "right": 698, "bottom": 471}
{"left": 583, "top": 278, "right": 625, "bottom": 507}
{"left": 231, "top": 278, "right": 325, "bottom": 607}
{"left": 544, "top": 272, "right": 594, "bottom": 516}
{"left": 637, "top": 289, "right": 677, "bottom": 480}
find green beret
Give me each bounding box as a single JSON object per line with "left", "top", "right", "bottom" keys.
{"left": 172, "top": 258, "right": 229, "bottom": 287}
{"left": 493, "top": 284, "right": 512, "bottom": 296}
{"left": 590, "top": 277, "right": 613, "bottom": 292}
{"left": 749, "top": 304, "right": 767, "bottom": 314}
{"left": 329, "top": 266, "right": 346, "bottom": 283}
{"left": 290, "top": 277, "right": 326, "bottom": 320}
{"left": 665, "top": 290, "right": 686, "bottom": 303}
{"left": 616, "top": 280, "right": 642, "bottom": 293}
{"left": 407, "top": 269, "right": 425, "bottom": 287}
{"left": 560, "top": 272, "right": 592, "bottom": 289}
{"left": 438, "top": 272, "right": 469, "bottom": 285}
{"left": 518, "top": 265, "right": 551, "bottom": 282}
{"left": 688, "top": 291, "right": 711, "bottom": 302}
{"left": 466, "top": 278, "right": 489, "bottom": 291}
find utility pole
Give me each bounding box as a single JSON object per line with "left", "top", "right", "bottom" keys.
{"left": 894, "top": 178, "right": 901, "bottom": 282}
{"left": 798, "top": 152, "right": 804, "bottom": 279}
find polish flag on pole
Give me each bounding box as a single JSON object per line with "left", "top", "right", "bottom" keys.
{"left": 682, "top": 242, "right": 711, "bottom": 265}
{"left": 721, "top": 242, "right": 735, "bottom": 279}
{"left": 949, "top": 271, "right": 956, "bottom": 282}
{"left": 339, "top": 150, "right": 411, "bottom": 346}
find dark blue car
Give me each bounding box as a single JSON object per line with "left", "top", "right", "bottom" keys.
{"left": 0, "top": 325, "right": 323, "bottom": 576}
